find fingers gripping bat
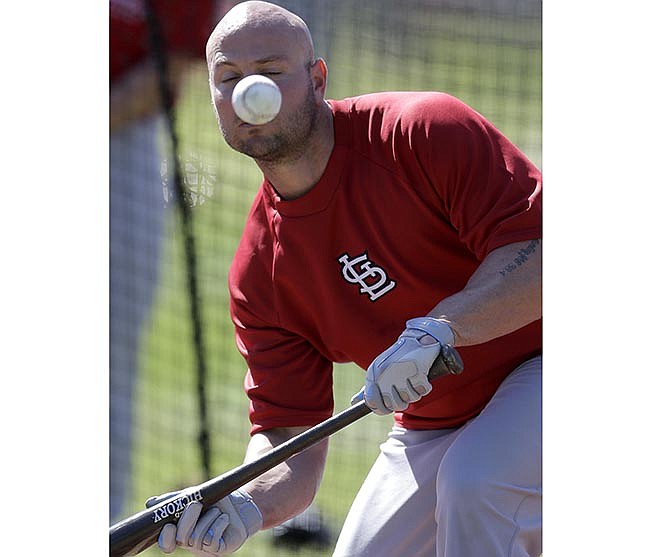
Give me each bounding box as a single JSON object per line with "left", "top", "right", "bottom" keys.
{"left": 109, "top": 350, "right": 463, "bottom": 556}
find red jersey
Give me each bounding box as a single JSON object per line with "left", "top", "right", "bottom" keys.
{"left": 229, "top": 92, "right": 542, "bottom": 434}
{"left": 110, "top": 0, "right": 215, "bottom": 82}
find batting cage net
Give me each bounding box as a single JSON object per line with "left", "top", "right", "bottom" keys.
{"left": 110, "top": 0, "right": 541, "bottom": 554}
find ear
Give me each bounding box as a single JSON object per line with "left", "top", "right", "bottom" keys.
{"left": 310, "top": 58, "right": 328, "bottom": 100}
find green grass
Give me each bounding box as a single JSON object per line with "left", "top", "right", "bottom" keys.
{"left": 120, "top": 7, "right": 541, "bottom": 555}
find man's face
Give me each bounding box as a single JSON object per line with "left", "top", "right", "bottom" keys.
{"left": 207, "top": 24, "right": 319, "bottom": 163}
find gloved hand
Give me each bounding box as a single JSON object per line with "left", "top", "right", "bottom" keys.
{"left": 356, "top": 317, "right": 461, "bottom": 415}
{"left": 146, "top": 489, "right": 263, "bottom": 555}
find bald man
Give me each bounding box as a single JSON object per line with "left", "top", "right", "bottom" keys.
{"left": 151, "top": 2, "right": 542, "bottom": 556}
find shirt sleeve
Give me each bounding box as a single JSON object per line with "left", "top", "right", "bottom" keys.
{"left": 402, "top": 93, "right": 542, "bottom": 259}
{"left": 230, "top": 272, "right": 334, "bottom": 436}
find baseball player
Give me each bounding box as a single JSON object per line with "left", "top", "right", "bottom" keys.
{"left": 152, "top": 2, "right": 542, "bottom": 555}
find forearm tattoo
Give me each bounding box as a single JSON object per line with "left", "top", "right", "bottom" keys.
{"left": 498, "top": 239, "right": 540, "bottom": 277}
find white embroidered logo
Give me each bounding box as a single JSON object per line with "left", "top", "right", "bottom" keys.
{"left": 338, "top": 252, "right": 396, "bottom": 302}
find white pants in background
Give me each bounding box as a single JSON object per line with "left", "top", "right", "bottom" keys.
{"left": 334, "top": 356, "right": 542, "bottom": 557}
{"left": 110, "top": 115, "right": 167, "bottom": 521}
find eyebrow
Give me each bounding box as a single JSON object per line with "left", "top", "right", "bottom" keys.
{"left": 212, "top": 55, "right": 289, "bottom": 69}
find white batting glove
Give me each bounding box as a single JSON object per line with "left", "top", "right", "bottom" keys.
{"left": 146, "top": 489, "right": 262, "bottom": 555}
{"left": 360, "top": 317, "right": 457, "bottom": 415}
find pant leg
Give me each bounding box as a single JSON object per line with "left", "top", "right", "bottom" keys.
{"left": 109, "top": 116, "right": 166, "bottom": 521}
{"left": 334, "top": 355, "right": 542, "bottom": 557}
{"left": 436, "top": 356, "right": 542, "bottom": 557}
{"left": 333, "top": 425, "right": 464, "bottom": 557}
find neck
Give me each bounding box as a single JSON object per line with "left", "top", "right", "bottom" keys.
{"left": 257, "top": 103, "right": 334, "bottom": 200}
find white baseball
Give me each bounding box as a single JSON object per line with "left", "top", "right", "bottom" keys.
{"left": 231, "top": 75, "right": 282, "bottom": 125}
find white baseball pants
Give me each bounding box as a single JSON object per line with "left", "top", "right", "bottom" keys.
{"left": 110, "top": 115, "right": 167, "bottom": 521}
{"left": 333, "top": 355, "right": 542, "bottom": 557}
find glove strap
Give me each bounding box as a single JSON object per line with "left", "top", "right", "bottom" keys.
{"left": 405, "top": 317, "right": 455, "bottom": 347}
{"left": 231, "top": 489, "right": 263, "bottom": 536}
{"left": 406, "top": 317, "right": 463, "bottom": 375}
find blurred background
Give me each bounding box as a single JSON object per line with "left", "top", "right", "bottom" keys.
{"left": 109, "top": 0, "right": 541, "bottom": 555}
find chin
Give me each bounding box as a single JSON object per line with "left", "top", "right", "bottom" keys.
{"left": 227, "top": 134, "right": 282, "bottom": 160}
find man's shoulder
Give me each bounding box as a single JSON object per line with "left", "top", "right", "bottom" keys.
{"left": 331, "top": 91, "right": 473, "bottom": 123}
{"left": 328, "top": 91, "right": 480, "bottom": 165}
{"left": 329, "top": 91, "right": 480, "bottom": 151}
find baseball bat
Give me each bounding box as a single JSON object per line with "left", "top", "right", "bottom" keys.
{"left": 109, "top": 349, "right": 463, "bottom": 556}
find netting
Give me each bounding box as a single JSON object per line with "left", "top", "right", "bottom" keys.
{"left": 110, "top": 1, "right": 541, "bottom": 554}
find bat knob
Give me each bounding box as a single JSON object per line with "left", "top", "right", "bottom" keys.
{"left": 427, "top": 345, "right": 464, "bottom": 380}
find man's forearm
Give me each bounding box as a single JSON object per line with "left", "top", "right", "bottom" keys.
{"left": 240, "top": 427, "right": 328, "bottom": 529}
{"left": 429, "top": 239, "right": 541, "bottom": 346}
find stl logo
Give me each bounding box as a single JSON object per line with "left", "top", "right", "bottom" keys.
{"left": 338, "top": 252, "right": 396, "bottom": 302}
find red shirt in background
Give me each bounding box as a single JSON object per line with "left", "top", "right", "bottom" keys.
{"left": 110, "top": 0, "right": 215, "bottom": 82}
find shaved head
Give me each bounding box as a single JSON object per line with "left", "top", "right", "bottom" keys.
{"left": 207, "top": 1, "right": 315, "bottom": 69}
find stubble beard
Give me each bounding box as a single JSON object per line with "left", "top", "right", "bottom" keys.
{"left": 222, "top": 85, "right": 318, "bottom": 164}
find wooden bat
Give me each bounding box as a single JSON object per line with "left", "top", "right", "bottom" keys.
{"left": 109, "top": 349, "right": 462, "bottom": 556}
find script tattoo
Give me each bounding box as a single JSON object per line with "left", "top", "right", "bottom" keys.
{"left": 498, "top": 239, "right": 540, "bottom": 277}
{"left": 151, "top": 490, "right": 204, "bottom": 523}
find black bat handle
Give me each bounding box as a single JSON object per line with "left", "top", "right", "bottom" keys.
{"left": 110, "top": 401, "right": 371, "bottom": 556}
{"left": 109, "top": 349, "right": 461, "bottom": 556}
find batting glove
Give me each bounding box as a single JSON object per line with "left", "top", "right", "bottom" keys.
{"left": 358, "top": 317, "right": 460, "bottom": 415}
{"left": 146, "top": 489, "right": 262, "bottom": 556}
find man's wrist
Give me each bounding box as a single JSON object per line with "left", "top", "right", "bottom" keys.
{"left": 406, "top": 317, "right": 464, "bottom": 375}
{"left": 405, "top": 317, "right": 455, "bottom": 347}
{"left": 230, "top": 489, "right": 263, "bottom": 535}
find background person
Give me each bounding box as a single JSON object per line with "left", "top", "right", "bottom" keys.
{"left": 109, "top": 0, "right": 218, "bottom": 522}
